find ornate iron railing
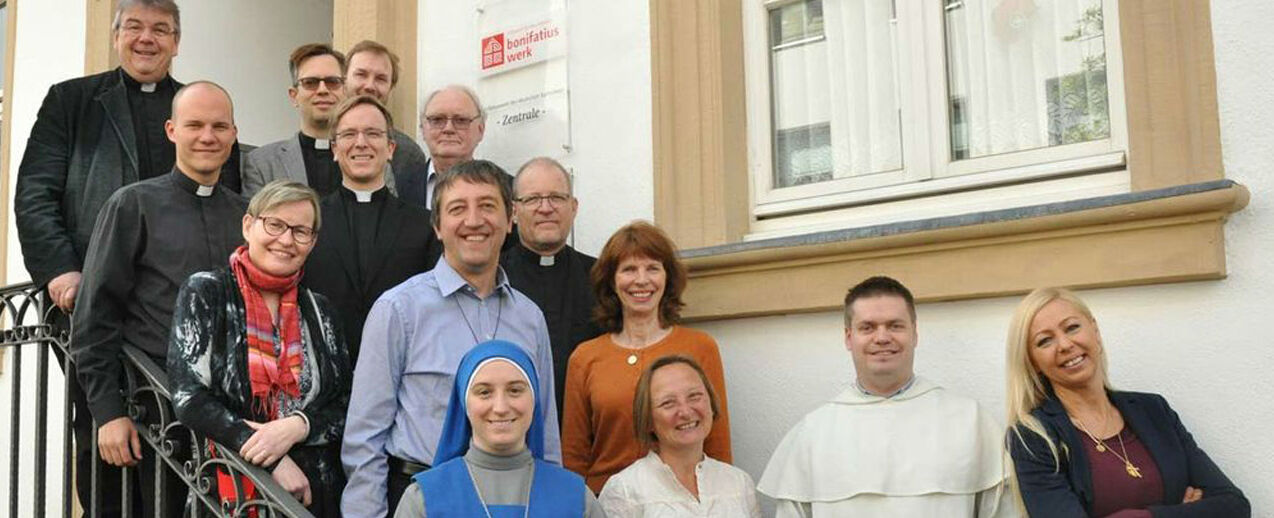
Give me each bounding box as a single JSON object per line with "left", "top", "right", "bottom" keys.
{"left": 1, "top": 282, "right": 314, "bottom": 517}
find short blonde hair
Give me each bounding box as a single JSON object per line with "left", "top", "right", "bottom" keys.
{"left": 247, "top": 181, "right": 322, "bottom": 232}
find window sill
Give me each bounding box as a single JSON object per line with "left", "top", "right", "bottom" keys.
{"left": 680, "top": 180, "right": 1249, "bottom": 321}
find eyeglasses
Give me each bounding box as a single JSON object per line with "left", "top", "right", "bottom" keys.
{"left": 514, "top": 193, "right": 572, "bottom": 209}
{"left": 121, "top": 22, "right": 177, "bottom": 39}
{"left": 423, "top": 115, "right": 480, "bottom": 131}
{"left": 255, "top": 216, "right": 316, "bottom": 244}
{"left": 296, "top": 76, "right": 344, "bottom": 91}
{"left": 335, "top": 128, "right": 389, "bottom": 143}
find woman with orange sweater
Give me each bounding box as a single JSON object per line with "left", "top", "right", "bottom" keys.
{"left": 561, "top": 221, "right": 732, "bottom": 493}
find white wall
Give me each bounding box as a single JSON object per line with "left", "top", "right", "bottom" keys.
{"left": 424, "top": 0, "right": 1274, "bottom": 513}
{"left": 418, "top": 0, "right": 653, "bottom": 254}
{"left": 2, "top": 1, "right": 86, "bottom": 514}
{"left": 703, "top": 0, "right": 1274, "bottom": 513}
{"left": 171, "top": 0, "right": 333, "bottom": 146}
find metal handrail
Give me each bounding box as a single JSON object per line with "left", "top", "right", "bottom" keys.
{"left": 1, "top": 281, "right": 316, "bottom": 517}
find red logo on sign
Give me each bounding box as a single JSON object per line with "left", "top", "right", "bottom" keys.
{"left": 481, "top": 34, "right": 505, "bottom": 70}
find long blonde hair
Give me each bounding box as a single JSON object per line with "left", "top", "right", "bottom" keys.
{"left": 1005, "top": 288, "right": 1111, "bottom": 475}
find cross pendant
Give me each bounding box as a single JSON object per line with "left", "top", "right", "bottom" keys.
{"left": 1125, "top": 463, "right": 1142, "bottom": 478}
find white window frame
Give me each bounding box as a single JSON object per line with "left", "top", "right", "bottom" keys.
{"left": 744, "top": 0, "right": 1129, "bottom": 227}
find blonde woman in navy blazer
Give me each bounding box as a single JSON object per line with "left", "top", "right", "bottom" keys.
{"left": 1005, "top": 288, "right": 1248, "bottom": 517}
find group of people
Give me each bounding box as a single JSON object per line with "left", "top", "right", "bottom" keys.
{"left": 11, "top": 1, "right": 1250, "bottom": 517}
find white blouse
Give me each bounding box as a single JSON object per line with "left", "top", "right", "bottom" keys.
{"left": 599, "top": 452, "right": 762, "bottom": 518}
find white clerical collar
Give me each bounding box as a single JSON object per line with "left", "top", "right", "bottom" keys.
{"left": 539, "top": 255, "right": 555, "bottom": 267}
{"left": 352, "top": 188, "right": 376, "bottom": 203}
{"left": 195, "top": 184, "right": 215, "bottom": 197}
{"left": 313, "top": 138, "right": 330, "bottom": 150}
{"left": 140, "top": 82, "right": 157, "bottom": 93}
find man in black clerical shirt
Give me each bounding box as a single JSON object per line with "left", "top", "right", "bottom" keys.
{"left": 302, "top": 95, "right": 438, "bottom": 362}
{"left": 344, "top": 40, "right": 432, "bottom": 206}
{"left": 243, "top": 43, "right": 350, "bottom": 196}
{"left": 71, "top": 81, "right": 247, "bottom": 517}
{"left": 501, "top": 157, "right": 602, "bottom": 421}
{"left": 14, "top": 2, "right": 202, "bottom": 515}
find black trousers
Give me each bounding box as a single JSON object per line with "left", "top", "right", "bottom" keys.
{"left": 49, "top": 308, "right": 132, "bottom": 518}
{"left": 386, "top": 457, "right": 429, "bottom": 517}
{"left": 55, "top": 309, "right": 186, "bottom": 518}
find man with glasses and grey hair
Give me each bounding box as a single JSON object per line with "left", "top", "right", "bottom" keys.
{"left": 415, "top": 85, "right": 489, "bottom": 209}
{"left": 501, "top": 157, "right": 600, "bottom": 423}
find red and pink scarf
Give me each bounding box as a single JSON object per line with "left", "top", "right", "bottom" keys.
{"left": 217, "top": 246, "right": 307, "bottom": 512}
{"left": 230, "top": 245, "right": 305, "bottom": 420}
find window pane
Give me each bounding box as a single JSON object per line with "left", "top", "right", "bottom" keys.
{"left": 769, "top": 0, "right": 904, "bottom": 189}
{"left": 776, "top": 123, "right": 834, "bottom": 186}
{"left": 945, "top": 0, "right": 1111, "bottom": 160}
{"left": 771, "top": 0, "right": 825, "bottom": 46}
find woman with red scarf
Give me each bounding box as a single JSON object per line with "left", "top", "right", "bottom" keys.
{"left": 169, "top": 180, "right": 351, "bottom": 516}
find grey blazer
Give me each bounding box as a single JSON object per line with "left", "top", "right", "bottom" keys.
{"left": 242, "top": 133, "right": 398, "bottom": 196}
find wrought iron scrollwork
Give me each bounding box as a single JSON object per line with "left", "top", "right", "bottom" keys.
{"left": 2, "top": 282, "right": 315, "bottom": 517}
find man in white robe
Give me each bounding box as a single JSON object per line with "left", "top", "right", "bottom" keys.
{"left": 758, "top": 276, "right": 1017, "bottom": 517}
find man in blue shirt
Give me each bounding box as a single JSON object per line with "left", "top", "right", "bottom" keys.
{"left": 340, "top": 160, "right": 559, "bottom": 518}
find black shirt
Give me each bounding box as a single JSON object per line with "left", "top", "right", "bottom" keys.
{"left": 340, "top": 187, "right": 388, "bottom": 287}
{"left": 120, "top": 71, "right": 177, "bottom": 180}
{"left": 501, "top": 243, "right": 602, "bottom": 421}
{"left": 71, "top": 169, "right": 247, "bottom": 424}
{"left": 298, "top": 133, "right": 339, "bottom": 196}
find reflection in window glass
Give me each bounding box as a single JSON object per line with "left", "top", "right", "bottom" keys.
{"left": 945, "top": 0, "right": 1110, "bottom": 161}
{"left": 776, "top": 123, "right": 833, "bottom": 186}
{"left": 768, "top": 0, "right": 903, "bottom": 189}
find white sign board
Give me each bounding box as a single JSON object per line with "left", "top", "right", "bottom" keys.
{"left": 476, "top": 1, "right": 571, "bottom": 168}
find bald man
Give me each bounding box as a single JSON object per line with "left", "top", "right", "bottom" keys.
{"left": 71, "top": 81, "right": 248, "bottom": 517}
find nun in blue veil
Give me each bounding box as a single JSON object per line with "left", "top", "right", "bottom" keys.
{"left": 393, "top": 340, "right": 606, "bottom": 517}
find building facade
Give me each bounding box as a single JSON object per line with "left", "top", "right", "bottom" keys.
{"left": 1, "top": 0, "right": 1270, "bottom": 515}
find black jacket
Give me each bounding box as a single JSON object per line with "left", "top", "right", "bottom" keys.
{"left": 1010, "top": 390, "right": 1249, "bottom": 517}
{"left": 168, "top": 268, "right": 350, "bottom": 517}
{"left": 15, "top": 68, "right": 241, "bottom": 288}
{"left": 301, "top": 189, "right": 439, "bottom": 361}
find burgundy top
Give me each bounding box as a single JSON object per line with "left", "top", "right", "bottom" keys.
{"left": 1074, "top": 424, "right": 1164, "bottom": 518}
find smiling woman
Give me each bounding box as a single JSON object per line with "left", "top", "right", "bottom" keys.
{"left": 168, "top": 181, "right": 352, "bottom": 517}
{"left": 561, "top": 221, "right": 733, "bottom": 493}
{"left": 393, "top": 340, "right": 602, "bottom": 517}
{"left": 598, "top": 355, "right": 761, "bottom": 517}
{"left": 1006, "top": 287, "right": 1250, "bottom": 517}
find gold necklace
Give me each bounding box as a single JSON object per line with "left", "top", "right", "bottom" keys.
{"left": 1074, "top": 418, "right": 1142, "bottom": 478}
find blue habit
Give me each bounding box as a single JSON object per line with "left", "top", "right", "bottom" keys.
{"left": 412, "top": 455, "right": 583, "bottom": 517}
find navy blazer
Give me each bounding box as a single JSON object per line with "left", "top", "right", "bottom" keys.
{"left": 1010, "top": 390, "right": 1249, "bottom": 517}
